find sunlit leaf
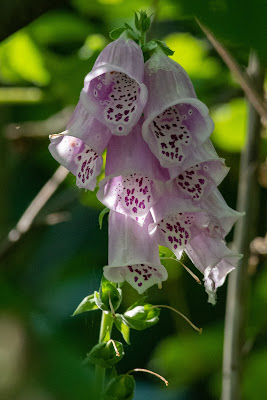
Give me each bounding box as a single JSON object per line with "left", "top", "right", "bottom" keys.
{"left": 164, "top": 33, "right": 221, "bottom": 79}
{"left": 0, "top": 31, "right": 50, "bottom": 85}
{"left": 211, "top": 98, "right": 247, "bottom": 152}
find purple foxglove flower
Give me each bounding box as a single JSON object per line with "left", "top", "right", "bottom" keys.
{"left": 186, "top": 233, "right": 242, "bottom": 304}
{"left": 169, "top": 158, "right": 229, "bottom": 202}
{"left": 150, "top": 203, "right": 210, "bottom": 259}
{"left": 79, "top": 38, "right": 147, "bottom": 136}
{"left": 97, "top": 120, "right": 169, "bottom": 226}
{"left": 103, "top": 210, "right": 168, "bottom": 294}
{"left": 142, "top": 47, "right": 214, "bottom": 167}
{"left": 200, "top": 188, "right": 245, "bottom": 238}
{"left": 49, "top": 118, "right": 109, "bottom": 190}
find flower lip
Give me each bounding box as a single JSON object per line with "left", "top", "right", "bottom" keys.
{"left": 142, "top": 96, "right": 214, "bottom": 136}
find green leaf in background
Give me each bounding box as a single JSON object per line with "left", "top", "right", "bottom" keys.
{"left": 28, "top": 11, "right": 92, "bottom": 46}
{"left": 0, "top": 30, "right": 50, "bottom": 85}
{"left": 164, "top": 33, "right": 221, "bottom": 79}
{"left": 150, "top": 324, "right": 223, "bottom": 386}
{"left": 72, "top": 294, "right": 99, "bottom": 315}
{"left": 86, "top": 340, "right": 124, "bottom": 369}
{"left": 211, "top": 98, "right": 247, "bottom": 152}
{"left": 114, "top": 314, "right": 131, "bottom": 344}
{"left": 104, "top": 374, "right": 135, "bottom": 400}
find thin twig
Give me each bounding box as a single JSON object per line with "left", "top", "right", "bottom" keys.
{"left": 160, "top": 256, "right": 202, "bottom": 285}
{"left": 127, "top": 368, "right": 168, "bottom": 386}
{"left": 222, "top": 53, "right": 264, "bottom": 400}
{"left": 0, "top": 166, "right": 69, "bottom": 260}
{"left": 152, "top": 305, "right": 202, "bottom": 334}
{"left": 196, "top": 19, "right": 267, "bottom": 125}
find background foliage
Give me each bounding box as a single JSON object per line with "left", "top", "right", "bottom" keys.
{"left": 0, "top": 0, "right": 266, "bottom": 399}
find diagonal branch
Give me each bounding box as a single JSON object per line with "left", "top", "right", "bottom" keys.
{"left": 196, "top": 19, "right": 267, "bottom": 125}
{"left": 0, "top": 165, "right": 69, "bottom": 261}
{"left": 222, "top": 52, "right": 265, "bottom": 400}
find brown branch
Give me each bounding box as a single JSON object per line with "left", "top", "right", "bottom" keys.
{"left": 0, "top": 165, "right": 69, "bottom": 260}
{"left": 222, "top": 52, "right": 265, "bottom": 400}
{"left": 196, "top": 19, "right": 267, "bottom": 126}
{"left": 4, "top": 106, "right": 73, "bottom": 140}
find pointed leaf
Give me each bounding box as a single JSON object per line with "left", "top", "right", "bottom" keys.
{"left": 114, "top": 314, "right": 131, "bottom": 344}
{"left": 155, "top": 40, "right": 175, "bottom": 56}
{"left": 99, "top": 207, "right": 109, "bottom": 229}
{"left": 109, "top": 27, "right": 126, "bottom": 40}
{"left": 72, "top": 294, "right": 99, "bottom": 316}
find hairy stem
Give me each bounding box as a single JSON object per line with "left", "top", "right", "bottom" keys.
{"left": 222, "top": 52, "right": 265, "bottom": 400}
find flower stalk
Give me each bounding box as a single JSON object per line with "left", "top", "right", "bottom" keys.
{"left": 95, "top": 310, "right": 114, "bottom": 396}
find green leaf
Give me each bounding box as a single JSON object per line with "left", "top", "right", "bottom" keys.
{"left": 154, "top": 40, "right": 174, "bottom": 56}
{"left": 94, "top": 291, "right": 108, "bottom": 312}
{"left": 99, "top": 207, "right": 109, "bottom": 229}
{"left": 114, "top": 314, "right": 131, "bottom": 344}
{"left": 86, "top": 340, "right": 124, "bottom": 369}
{"left": 134, "top": 12, "right": 141, "bottom": 31}
{"left": 109, "top": 27, "right": 126, "bottom": 40}
{"left": 141, "top": 40, "right": 158, "bottom": 53}
{"left": 72, "top": 294, "right": 99, "bottom": 316}
{"left": 123, "top": 303, "right": 160, "bottom": 330}
{"left": 210, "top": 98, "right": 247, "bottom": 152}
{"left": 104, "top": 374, "right": 135, "bottom": 400}
{"left": 99, "top": 277, "right": 123, "bottom": 312}
{"left": 0, "top": 30, "right": 50, "bottom": 85}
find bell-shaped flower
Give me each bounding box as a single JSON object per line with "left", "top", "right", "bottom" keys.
{"left": 186, "top": 233, "right": 242, "bottom": 304}
{"left": 103, "top": 210, "right": 168, "bottom": 294}
{"left": 97, "top": 120, "right": 169, "bottom": 226}
{"left": 49, "top": 115, "right": 111, "bottom": 191}
{"left": 169, "top": 158, "right": 229, "bottom": 202}
{"left": 149, "top": 194, "right": 210, "bottom": 259}
{"left": 200, "top": 188, "right": 245, "bottom": 238}
{"left": 79, "top": 38, "right": 147, "bottom": 136}
{"left": 142, "top": 47, "right": 214, "bottom": 168}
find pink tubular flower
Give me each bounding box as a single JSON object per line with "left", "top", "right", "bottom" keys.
{"left": 97, "top": 120, "right": 169, "bottom": 226}
{"left": 142, "top": 47, "right": 214, "bottom": 168}
{"left": 103, "top": 210, "right": 168, "bottom": 294}
{"left": 49, "top": 115, "right": 111, "bottom": 191}
{"left": 185, "top": 233, "right": 242, "bottom": 304}
{"left": 79, "top": 38, "right": 148, "bottom": 136}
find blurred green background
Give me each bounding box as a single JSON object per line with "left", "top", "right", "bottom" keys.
{"left": 0, "top": 0, "right": 266, "bottom": 399}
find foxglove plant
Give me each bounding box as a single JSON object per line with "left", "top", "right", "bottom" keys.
{"left": 49, "top": 11, "right": 243, "bottom": 399}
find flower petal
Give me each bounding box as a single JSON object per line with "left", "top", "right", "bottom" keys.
{"left": 104, "top": 211, "right": 168, "bottom": 294}
{"left": 142, "top": 48, "right": 214, "bottom": 167}
{"left": 185, "top": 233, "right": 242, "bottom": 304}
{"left": 201, "top": 188, "right": 245, "bottom": 237}
{"left": 80, "top": 38, "right": 147, "bottom": 136}
{"left": 49, "top": 134, "right": 102, "bottom": 191}
{"left": 65, "top": 101, "right": 112, "bottom": 154}
{"left": 97, "top": 121, "right": 169, "bottom": 225}
{"left": 172, "top": 159, "right": 229, "bottom": 201}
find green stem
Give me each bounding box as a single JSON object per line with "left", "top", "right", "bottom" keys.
{"left": 140, "top": 31, "right": 146, "bottom": 47}
{"left": 95, "top": 311, "right": 114, "bottom": 397}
